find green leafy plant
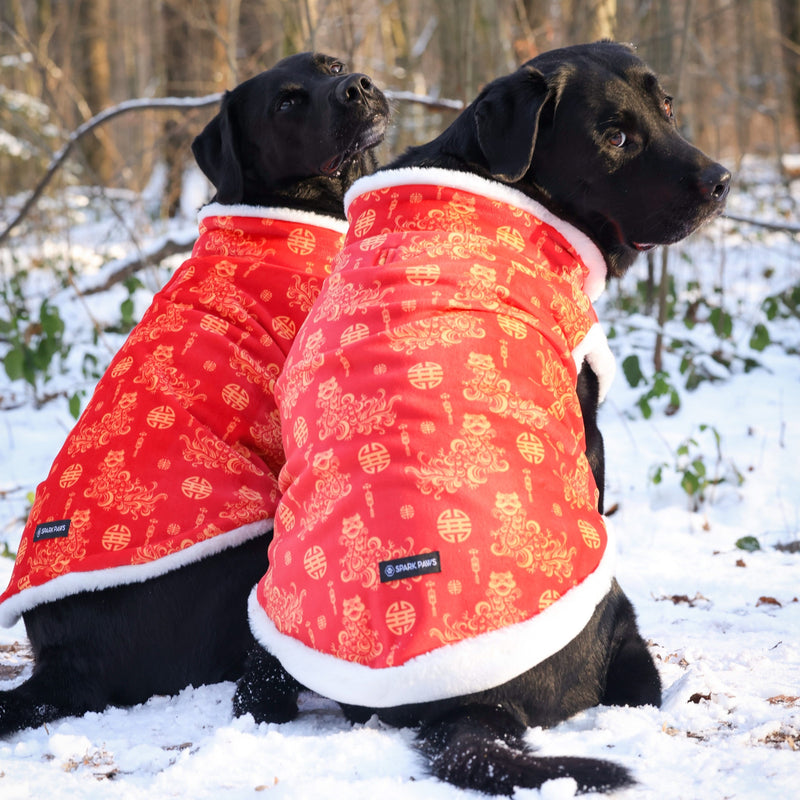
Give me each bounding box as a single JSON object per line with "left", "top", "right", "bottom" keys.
{"left": 1, "top": 274, "right": 70, "bottom": 401}
{"left": 650, "top": 424, "right": 745, "bottom": 511}
{"left": 622, "top": 354, "right": 681, "bottom": 418}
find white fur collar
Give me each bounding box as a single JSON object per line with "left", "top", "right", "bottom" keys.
{"left": 198, "top": 203, "right": 348, "bottom": 235}
{"left": 345, "top": 167, "right": 607, "bottom": 302}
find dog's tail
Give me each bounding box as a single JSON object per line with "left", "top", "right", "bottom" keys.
{"left": 416, "top": 705, "right": 634, "bottom": 796}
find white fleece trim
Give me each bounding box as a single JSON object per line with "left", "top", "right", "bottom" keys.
{"left": 198, "top": 203, "right": 348, "bottom": 235}
{"left": 344, "top": 168, "right": 608, "bottom": 301}
{"left": 0, "top": 519, "right": 273, "bottom": 628}
{"left": 572, "top": 323, "right": 617, "bottom": 403}
{"left": 248, "top": 524, "right": 615, "bottom": 708}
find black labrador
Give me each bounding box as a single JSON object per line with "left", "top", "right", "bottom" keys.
{"left": 233, "top": 42, "right": 730, "bottom": 794}
{"left": 0, "top": 52, "right": 388, "bottom": 737}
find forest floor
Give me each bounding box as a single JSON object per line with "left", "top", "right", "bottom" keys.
{"left": 0, "top": 158, "right": 798, "bottom": 798}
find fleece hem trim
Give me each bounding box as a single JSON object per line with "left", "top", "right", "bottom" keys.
{"left": 248, "top": 524, "right": 615, "bottom": 708}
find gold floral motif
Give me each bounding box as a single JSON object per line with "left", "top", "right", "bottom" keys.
{"left": 130, "top": 519, "right": 179, "bottom": 563}
{"left": 550, "top": 273, "right": 593, "bottom": 317}
{"left": 405, "top": 413, "right": 509, "bottom": 499}
{"left": 279, "top": 328, "right": 326, "bottom": 410}
{"left": 134, "top": 345, "right": 208, "bottom": 408}
{"left": 179, "top": 428, "right": 264, "bottom": 476}
{"left": 300, "top": 449, "right": 353, "bottom": 534}
{"left": 338, "top": 513, "right": 415, "bottom": 590}
{"left": 333, "top": 595, "right": 383, "bottom": 664}
{"left": 315, "top": 375, "right": 399, "bottom": 441}
{"left": 250, "top": 409, "right": 284, "bottom": 464}
{"left": 534, "top": 349, "right": 580, "bottom": 423}
{"left": 311, "top": 272, "right": 393, "bottom": 323}
{"left": 386, "top": 311, "right": 485, "bottom": 355}
{"left": 264, "top": 578, "right": 307, "bottom": 635}
{"left": 395, "top": 230, "right": 497, "bottom": 263}
{"left": 83, "top": 450, "right": 168, "bottom": 519}
{"left": 126, "top": 302, "right": 190, "bottom": 347}
{"left": 554, "top": 458, "right": 597, "bottom": 511}
{"left": 67, "top": 392, "right": 138, "bottom": 456}
{"left": 451, "top": 264, "right": 507, "bottom": 311}
{"left": 229, "top": 342, "right": 280, "bottom": 393}
{"left": 462, "top": 352, "right": 550, "bottom": 429}
{"left": 489, "top": 492, "right": 575, "bottom": 581}
{"left": 286, "top": 273, "right": 322, "bottom": 312}
{"left": 220, "top": 485, "right": 272, "bottom": 525}
{"left": 188, "top": 260, "right": 255, "bottom": 325}
{"left": 429, "top": 571, "right": 527, "bottom": 644}
{"left": 391, "top": 191, "right": 478, "bottom": 234}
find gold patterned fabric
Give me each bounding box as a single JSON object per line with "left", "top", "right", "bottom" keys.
{"left": 0, "top": 207, "right": 346, "bottom": 626}
{"left": 249, "top": 170, "right": 616, "bottom": 706}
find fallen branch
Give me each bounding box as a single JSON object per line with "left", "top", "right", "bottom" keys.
{"left": 0, "top": 89, "right": 463, "bottom": 247}
{"left": 79, "top": 230, "right": 198, "bottom": 296}
{"left": 0, "top": 94, "right": 223, "bottom": 247}
{"left": 722, "top": 212, "right": 800, "bottom": 236}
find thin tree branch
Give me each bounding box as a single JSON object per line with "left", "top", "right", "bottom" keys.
{"left": 0, "top": 94, "right": 224, "bottom": 247}
{"left": 0, "top": 89, "right": 462, "bottom": 247}
{"left": 722, "top": 212, "right": 800, "bottom": 236}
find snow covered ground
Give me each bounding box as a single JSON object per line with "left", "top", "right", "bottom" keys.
{"left": 0, "top": 161, "right": 798, "bottom": 798}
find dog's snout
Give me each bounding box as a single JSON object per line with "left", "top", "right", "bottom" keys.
{"left": 338, "top": 73, "right": 375, "bottom": 103}
{"left": 699, "top": 164, "right": 731, "bottom": 203}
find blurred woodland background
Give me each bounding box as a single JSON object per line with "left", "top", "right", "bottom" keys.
{"left": 1, "top": 0, "right": 799, "bottom": 220}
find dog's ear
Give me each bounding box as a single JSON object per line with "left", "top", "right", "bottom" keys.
{"left": 475, "top": 65, "right": 552, "bottom": 182}
{"left": 191, "top": 92, "right": 244, "bottom": 204}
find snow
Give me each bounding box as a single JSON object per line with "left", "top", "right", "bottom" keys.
{"left": 1, "top": 164, "right": 799, "bottom": 798}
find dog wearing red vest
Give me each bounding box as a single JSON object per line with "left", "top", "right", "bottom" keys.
{"left": 234, "top": 42, "right": 730, "bottom": 794}
{"left": 0, "top": 52, "right": 388, "bottom": 736}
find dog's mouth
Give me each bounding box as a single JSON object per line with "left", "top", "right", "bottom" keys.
{"left": 321, "top": 115, "right": 388, "bottom": 175}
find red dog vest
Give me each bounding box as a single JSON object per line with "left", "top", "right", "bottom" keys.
{"left": 249, "top": 169, "right": 617, "bottom": 707}
{"left": 0, "top": 206, "right": 346, "bottom": 627}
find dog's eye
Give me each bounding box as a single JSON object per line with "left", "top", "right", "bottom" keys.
{"left": 608, "top": 130, "right": 627, "bottom": 148}
{"left": 663, "top": 96, "right": 674, "bottom": 119}
{"left": 330, "top": 62, "right": 345, "bottom": 75}
{"left": 277, "top": 92, "right": 301, "bottom": 111}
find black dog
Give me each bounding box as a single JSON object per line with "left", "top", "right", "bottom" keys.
{"left": 233, "top": 42, "right": 729, "bottom": 795}
{"left": 192, "top": 52, "right": 388, "bottom": 215}
{"left": 0, "top": 52, "right": 388, "bottom": 737}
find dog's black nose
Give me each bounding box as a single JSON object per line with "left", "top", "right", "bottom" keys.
{"left": 699, "top": 163, "right": 731, "bottom": 203}
{"left": 338, "top": 73, "right": 375, "bottom": 104}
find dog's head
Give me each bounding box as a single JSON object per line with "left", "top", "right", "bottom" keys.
{"left": 192, "top": 52, "right": 389, "bottom": 214}
{"left": 412, "top": 42, "right": 730, "bottom": 276}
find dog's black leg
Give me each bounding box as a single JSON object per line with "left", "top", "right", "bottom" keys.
{"left": 601, "top": 586, "right": 662, "bottom": 709}
{"left": 577, "top": 363, "right": 605, "bottom": 513}
{"left": 233, "top": 646, "right": 303, "bottom": 723}
{"left": 416, "top": 704, "right": 634, "bottom": 796}
{"left": 0, "top": 651, "right": 106, "bottom": 736}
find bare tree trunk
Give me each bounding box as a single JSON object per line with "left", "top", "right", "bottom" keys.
{"left": 563, "top": 0, "right": 617, "bottom": 43}
{"left": 77, "top": 0, "right": 113, "bottom": 183}
{"left": 652, "top": 0, "right": 694, "bottom": 374}
{"left": 160, "top": 0, "right": 239, "bottom": 217}
{"left": 777, "top": 0, "right": 800, "bottom": 140}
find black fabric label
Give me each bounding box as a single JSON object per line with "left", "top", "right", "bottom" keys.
{"left": 379, "top": 551, "right": 441, "bottom": 583}
{"left": 33, "top": 519, "right": 71, "bottom": 542}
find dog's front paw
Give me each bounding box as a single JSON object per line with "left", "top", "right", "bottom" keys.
{"left": 232, "top": 646, "right": 301, "bottom": 723}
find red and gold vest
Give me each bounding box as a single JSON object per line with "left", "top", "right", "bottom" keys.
{"left": 249, "top": 169, "right": 617, "bottom": 708}
{"left": 0, "top": 206, "right": 346, "bottom": 626}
